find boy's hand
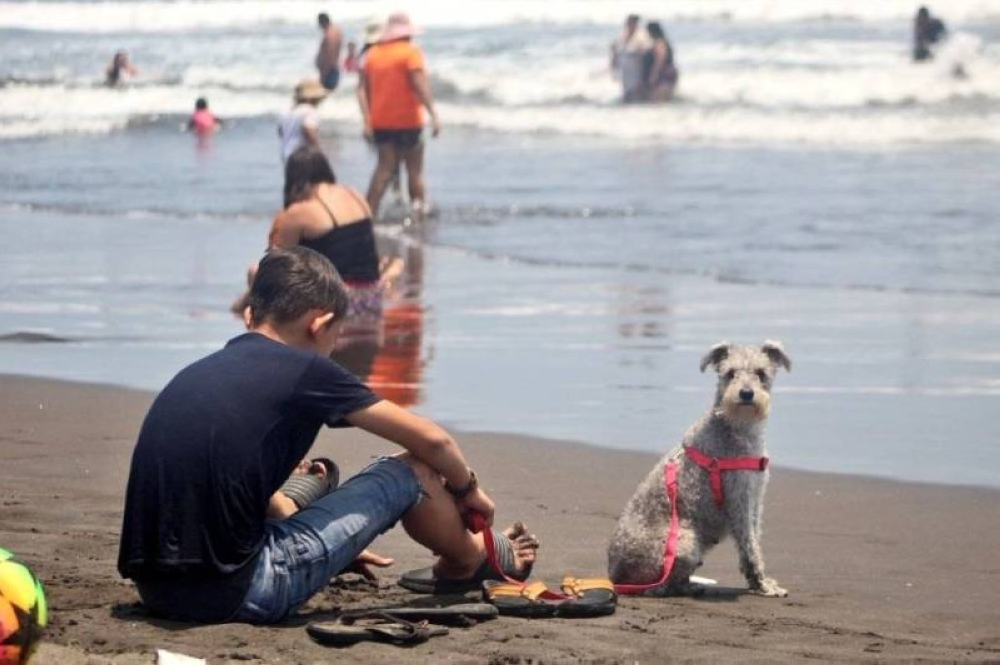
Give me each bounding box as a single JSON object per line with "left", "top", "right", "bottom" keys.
{"left": 347, "top": 549, "right": 395, "bottom": 580}
{"left": 460, "top": 487, "right": 495, "bottom": 528}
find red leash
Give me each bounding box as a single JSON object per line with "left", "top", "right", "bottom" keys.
{"left": 466, "top": 511, "right": 572, "bottom": 600}
{"left": 466, "top": 464, "right": 679, "bottom": 598}
{"left": 613, "top": 460, "right": 679, "bottom": 595}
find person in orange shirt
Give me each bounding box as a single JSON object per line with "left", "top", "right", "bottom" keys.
{"left": 358, "top": 13, "right": 440, "bottom": 219}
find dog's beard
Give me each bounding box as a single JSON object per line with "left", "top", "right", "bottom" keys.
{"left": 718, "top": 394, "right": 770, "bottom": 424}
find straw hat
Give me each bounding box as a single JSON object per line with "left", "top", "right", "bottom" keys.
{"left": 362, "top": 19, "right": 384, "bottom": 47}
{"left": 380, "top": 12, "right": 420, "bottom": 42}
{"left": 294, "top": 79, "right": 328, "bottom": 103}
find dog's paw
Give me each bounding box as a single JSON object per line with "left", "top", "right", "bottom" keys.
{"left": 750, "top": 578, "right": 788, "bottom": 598}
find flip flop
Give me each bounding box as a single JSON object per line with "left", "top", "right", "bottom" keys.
{"left": 483, "top": 578, "right": 617, "bottom": 619}
{"left": 398, "top": 528, "right": 532, "bottom": 594}
{"left": 307, "top": 612, "right": 448, "bottom": 647}
{"left": 311, "top": 457, "right": 339, "bottom": 489}
{"left": 483, "top": 580, "right": 558, "bottom": 618}
{"left": 555, "top": 577, "right": 617, "bottom": 618}
{"left": 341, "top": 602, "right": 498, "bottom": 626}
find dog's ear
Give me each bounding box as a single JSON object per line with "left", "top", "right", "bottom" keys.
{"left": 700, "top": 342, "right": 731, "bottom": 373}
{"left": 762, "top": 340, "right": 792, "bottom": 372}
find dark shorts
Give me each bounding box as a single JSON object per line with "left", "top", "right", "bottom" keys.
{"left": 372, "top": 128, "right": 423, "bottom": 150}
{"left": 321, "top": 68, "right": 340, "bottom": 91}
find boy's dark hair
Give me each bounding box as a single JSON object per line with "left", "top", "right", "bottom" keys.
{"left": 248, "top": 247, "right": 348, "bottom": 325}
{"left": 195, "top": 97, "right": 208, "bottom": 110}
{"left": 318, "top": 12, "right": 330, "bottom": 27}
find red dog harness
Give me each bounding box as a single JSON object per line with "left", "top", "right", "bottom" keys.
{"left": 683, "top": 446, "right": 769, "bottom": 508}
{"left": 614, "top": 447, "right": 769, "bottom": 595}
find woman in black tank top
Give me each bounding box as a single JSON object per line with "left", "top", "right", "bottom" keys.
{"left": 274, "top": 146, "right": 389, "bottom": 330}
{"left": 233, "top": 147, "right": 403, "bottom": 357}
{"left": 280, "top": 146, "right": 381, "bottom": 284}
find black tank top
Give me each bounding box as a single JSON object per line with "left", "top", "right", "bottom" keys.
{"left": 299, "top": 196, "right": 380, "bottom": 283}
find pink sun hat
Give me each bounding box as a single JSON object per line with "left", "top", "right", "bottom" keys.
{"left": 380, "top": 12, "right": 421, "bottom": 41}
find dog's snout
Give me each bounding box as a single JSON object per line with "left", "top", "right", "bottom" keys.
{"left": 739, "top": 387, "right": 755, "bottom": 402}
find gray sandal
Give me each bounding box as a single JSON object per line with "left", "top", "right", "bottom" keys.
{"left": 278, "top": 458, "right": 339, "bottom": 509}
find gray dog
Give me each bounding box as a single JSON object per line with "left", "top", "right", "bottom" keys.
{"left": 608, "top": 341, "right": 791, "bottom": 597}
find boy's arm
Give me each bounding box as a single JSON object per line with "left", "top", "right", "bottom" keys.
{"left": 345, "top": 401, "right": 472, "bottom": 496}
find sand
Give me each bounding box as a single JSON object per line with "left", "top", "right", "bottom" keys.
{"left": 2, "top": 373, "right": 998, "bottom": 664}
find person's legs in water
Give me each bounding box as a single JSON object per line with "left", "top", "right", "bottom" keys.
{"left": 401, "top": 140, "right": 428, "bottom": 216}
{"left": 389, "top": 163, "right": 404, "bottom": 205}
{"left": 366, "top": 140, "right": 402, "bottom": 218}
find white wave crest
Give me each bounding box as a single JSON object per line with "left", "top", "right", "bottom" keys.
{"left": 2, "top": 74, "right": 998, "bottom": 147}
{"left": 2, "top": 0, "right": 999, "bottom": 34}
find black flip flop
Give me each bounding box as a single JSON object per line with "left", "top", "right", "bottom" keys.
{"left": 341, "top": 602, "right": 498, "bottom": 626}
{"left": 398, "top": 528, "right": 531, "bottom": 594}
{"left": 307, "top": 612, "right": 448, "bottom": 647}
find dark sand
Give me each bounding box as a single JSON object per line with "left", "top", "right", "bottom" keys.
{"left": 2, "top": 374, "right": 998, "bottom": 663}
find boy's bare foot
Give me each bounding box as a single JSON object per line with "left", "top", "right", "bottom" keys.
{"left": 506, "top": 522, "right": 540, "bottom": 574}
{"left": 432, "top": 522, "right": 539, "bottom": 581}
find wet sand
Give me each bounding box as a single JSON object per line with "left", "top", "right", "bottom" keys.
{"left": 2, "top": 373, "right": 998, "bottom": 663}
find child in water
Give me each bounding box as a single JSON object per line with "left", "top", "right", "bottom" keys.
{"left": 343, "top": 41, "right": 360, "bottom": 73}
{"left": 105, "top": 50, "right": 137, "bottom": 87}
{"left": 187, "top": 98, "right": 222, "bottom": 134}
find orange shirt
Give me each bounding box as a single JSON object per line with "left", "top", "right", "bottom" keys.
{"left": 364, "top": 40, "right": 426, "bottom": 130}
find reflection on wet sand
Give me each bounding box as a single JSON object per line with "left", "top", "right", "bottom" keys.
{"left": 331, "top": 233, "right": 426, "bottom": 408}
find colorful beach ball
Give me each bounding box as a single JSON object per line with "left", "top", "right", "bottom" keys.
{"left": 0, "top": 548, "right": 47, "bottom": 665}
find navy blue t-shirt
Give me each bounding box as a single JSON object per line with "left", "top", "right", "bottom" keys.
{"left": 117, "top": 333, "right": 380, "bottom": 621}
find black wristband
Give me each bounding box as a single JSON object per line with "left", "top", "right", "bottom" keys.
{"left": 445, "top": 469, "right": 478, "bottom": 499}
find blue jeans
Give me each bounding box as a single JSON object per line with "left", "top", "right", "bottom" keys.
{"left": 234, "top": 456, "right": 420, "bottom": 623}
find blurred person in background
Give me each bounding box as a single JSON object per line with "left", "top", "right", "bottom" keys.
{"left": 187, "top": 97, "right": 222, "bottom": 135}
{"left": 316, "top": 12, "right": 343, "bottom": 91}
{"left": 610, "top": 14, "right": 650, "bottom": 102}
{"left": 913, "top": 6, "right": 947, "bottom": 61}
{"left": 344, "top": 41, "right": 360, "bottom": 74}
{"left": 644, "top": 22, "right": 679, "bottom": 102}
{"left": 359, "top": 13, "right": 440, "bottom": 219}
{"left": 105, "top": 50, "right": 137, "bottom": 87}
{"left": 278, "top": 79, "right": 327, "bottom": 163}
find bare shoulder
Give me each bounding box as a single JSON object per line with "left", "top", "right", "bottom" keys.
{"left": 273, "top": 203, "right": 314, "bottom": 232}
{"left": 332, "top": 184, "right": 373, "bottom": 220}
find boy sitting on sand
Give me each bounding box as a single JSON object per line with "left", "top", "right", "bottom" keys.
{"left": 117, "top": 246, "right": 538, "bottom": 623}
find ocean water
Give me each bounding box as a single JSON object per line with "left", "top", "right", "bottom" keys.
{"left": 1, "top": 1, "right": 998, "bottom": 487}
